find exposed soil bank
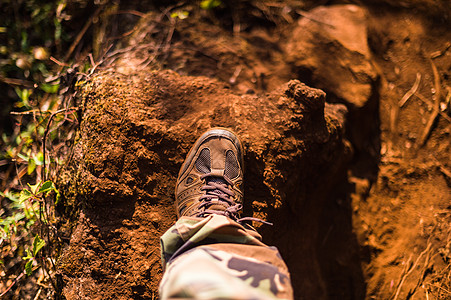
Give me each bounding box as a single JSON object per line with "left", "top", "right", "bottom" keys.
{"left": 58, "top": 71, "right": 350, "bottom": 299}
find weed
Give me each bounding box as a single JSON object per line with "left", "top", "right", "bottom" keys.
{"left": 23, "top": 235, "right": 45, "bottom": 276}
{"left": 200, "top": 0, "right": 222, "bottom": 10}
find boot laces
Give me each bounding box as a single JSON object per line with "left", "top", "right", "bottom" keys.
{"left": 194, "top": 173, "right": 272, "bottom": 225}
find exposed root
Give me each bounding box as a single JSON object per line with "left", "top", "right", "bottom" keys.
{"left": 418, "top": 59, "right": 442, "bottom": 147}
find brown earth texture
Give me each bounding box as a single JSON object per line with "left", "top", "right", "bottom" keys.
{"left": 55, "top": 1, "right": 450, "bottom": 299}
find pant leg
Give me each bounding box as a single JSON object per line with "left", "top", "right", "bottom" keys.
{"left": 159, "top": 215, "right": 294, "bottom": 300}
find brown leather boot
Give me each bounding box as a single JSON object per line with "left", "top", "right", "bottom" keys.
{"left": 175, "top": 128, "right": 244, "bottom": 220}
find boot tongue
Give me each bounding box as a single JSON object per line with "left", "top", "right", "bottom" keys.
{"left": 194, "top": 148, "right": 235, "bottom": 212}
{"left": 208, "top": 203, "right": 228, "bottom": 211}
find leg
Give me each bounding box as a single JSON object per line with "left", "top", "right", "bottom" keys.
{"left": 160, "top": 215, "right": 293, "bottom": 299}
{"left": 159, "top": 128, "right": 294, "bottom": 299}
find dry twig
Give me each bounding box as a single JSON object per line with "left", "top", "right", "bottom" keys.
{"left": 432, "top": 157, "right": 451, "bottom": 179}
{"left": 0, "top": 75, "right": 34, "bottom": 88}
{"left": 49, "top": 56, "right": 69, "bottom": 67}
{"left": 0, "top": 271, "right": 26, "bottom": 298}
{"left": 63, "top": 6, "right": 102, "bottom": 63}
{"left": 0, "top": 265, "right": 40, "bottom": 298}
{"left": 399, "top": 73, "right": 421, "bottom": 107}
{"left": 418, "top": 59, "right": 442, "bottom": 147}
{"left": 414, "top": 93, "right": 451, "bottom": 123}
{"left": 393, "top": 243, "right": 432, "bottom": 300}
{"left": 430, "top": 42, "right": 451, "bottom": 59}
{"left": 114, "top": 10, "right": 146, "bottom": 18}
{"left": 409, "top": 244, "right": 435, "bottom": 298}
{"left": 41, "top": 107, "right": 78, "bottom": 181}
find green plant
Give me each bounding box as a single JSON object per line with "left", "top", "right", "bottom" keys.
{"left": 0, "top": 190, "right": 37, "bottom": 241}
{"left": 1, "top": 180, "right": 59, "bottom": 248}
{"left": 22, "top": 234, "right": 45, "bottom": 276}
{"left": 171, "top": 10, "right": 189, "bottom": 20}
{"left": 0, "top": 0, "right": 130, "bottom": 297}
{"left": 200, "top": 0, "right": 222, "bottom": 10}
{"left": 1, "top": 179, "right": 60, "bottom": 297}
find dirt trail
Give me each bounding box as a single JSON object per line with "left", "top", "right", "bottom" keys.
{"left": 56, "top": 2, "right": 450, "bottom": 299}
{"left": 352, "top": 8, "right": 451, "bottom": 299}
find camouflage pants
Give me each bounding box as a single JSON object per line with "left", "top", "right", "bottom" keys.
{"left": 159, "top": 214, "right": 294, "bottom": 299}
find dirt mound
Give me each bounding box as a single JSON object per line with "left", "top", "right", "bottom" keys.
{"left": 57, "top": 71, "right": 351, "bottom": 299}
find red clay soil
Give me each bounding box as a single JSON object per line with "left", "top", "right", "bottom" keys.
{"left": 56, "top": 1, "right": 450, "bottom": 299}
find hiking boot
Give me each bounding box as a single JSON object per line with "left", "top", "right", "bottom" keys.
{"left": 175, "top": 128, "right": 244, "bottom": 220}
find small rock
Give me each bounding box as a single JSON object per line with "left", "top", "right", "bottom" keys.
{"left": 285, "top": 5, "right": 379, "bottom": 109}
